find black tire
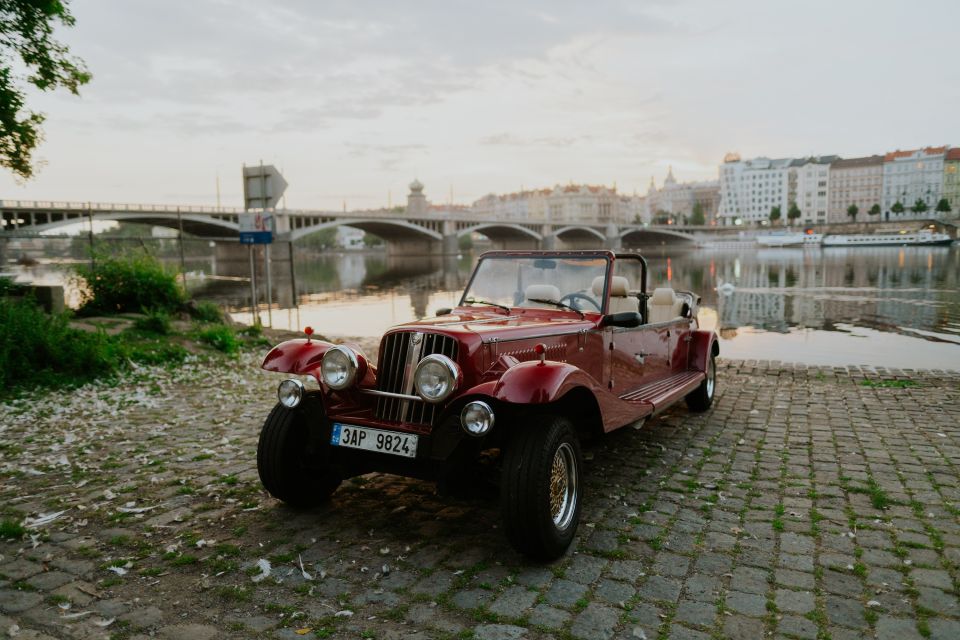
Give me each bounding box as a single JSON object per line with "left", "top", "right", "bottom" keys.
{"left": 501, "top": 415, "right": 583, "bottom": 561}
{"left": 257, "top": 403, "right": 340, "bottom": 507}
{"left": 686, "top": 354, "right": 716, "bottom": 412}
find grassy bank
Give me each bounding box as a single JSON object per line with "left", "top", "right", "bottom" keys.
{"left": 1, "top": 252, "right": 271, "bottom": 400}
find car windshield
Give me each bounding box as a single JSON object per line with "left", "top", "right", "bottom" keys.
{"left": 460, "top": 255, "right": 610, "bottom": 313}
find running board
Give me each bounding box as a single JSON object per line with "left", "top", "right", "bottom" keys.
{"left": 619, "top": 370, "right": 705, "bottom": 413}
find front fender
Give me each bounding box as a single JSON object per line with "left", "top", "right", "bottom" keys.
{"left": 491, "top": 360, "right": 605, "bottom": 404}
{"left": 688, "top": 330, "right": 719, "bottom": 372}
{"left": 261, "top": 339, "right": 335, "bottom": 382}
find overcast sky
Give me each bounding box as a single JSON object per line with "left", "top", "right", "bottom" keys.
{"left": 1, "top": 0, "right": 958, "bottom": 210}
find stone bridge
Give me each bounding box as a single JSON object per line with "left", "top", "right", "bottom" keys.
{"left": 0, "top": 199, "right": 705, "bottom": 255}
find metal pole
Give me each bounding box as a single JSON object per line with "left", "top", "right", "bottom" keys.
{"left": 265, "top": 241, "right": 273, "bottom": 327}
{"left": 87, "top": 202, "right": 95, "bottom": 271}
{"left": 249, "top": 244, "right": 258, "bottom": 326}
{"left": 176, "top": 206, "right": 187, "bottom": 290}
{"left": 288, "top": 240, "right": 299, "bottom": 312}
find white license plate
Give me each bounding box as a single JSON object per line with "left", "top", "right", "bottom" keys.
{"left": 330, "top": 423, "right": 418, "bottom": 458}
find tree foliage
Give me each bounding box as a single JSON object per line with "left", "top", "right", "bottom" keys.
{"left": 935, "top": 198, "right": 952, "bottom": 213}
{"left": 891, "top": 201, "right": 905, "bottom": 214}
{"left": 0, "top": 0, "right": 90, "bottom": 179}
{"left": 787, "top": 202, "right": 802, "bottom": 223}
{"left": 689, "top": 202, "right": 705, "bottom": 226}
{"left": 912, "top": 198, "right": 928, "bottom": 214}
{"left": 768, "top": 205, "right": 781, "bottom": 224}
{"left": 846, "top": 204, "right": 858, "bottom": 221}
{"left": 868, "top": 204, "right": 881, "bottom": 217}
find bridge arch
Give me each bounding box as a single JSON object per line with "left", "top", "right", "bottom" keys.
{"left": 620, "top": 227, "right": 697, "bottom": 245}
{"left": 290, "top": 218, "right": 443, "bottom": 243}
{"left": 457, "top": 223, "right": 542, "bottom": 242}
{"left": 554, "top": 225, "right": 606, "bottom": 241}
{"left": 27, "top": 212, "right": 240, "bottom": 237}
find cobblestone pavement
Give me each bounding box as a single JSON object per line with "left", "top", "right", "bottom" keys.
{"left": 2, "top": 354, "right": 960, "bottom": 640}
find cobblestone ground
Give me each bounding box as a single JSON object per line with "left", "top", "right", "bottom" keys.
{"left": 1, "top": 354, "right": 959, "bottom": 640}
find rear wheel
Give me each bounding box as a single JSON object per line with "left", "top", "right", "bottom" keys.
{"left": 257, "top": 403, "right": 340, "bottom": 507}
{"left": 685, "top": 354, "right": 716, "bottom": 412}
{"left": 501, "top": 415, "right": 582, "bottom": 561}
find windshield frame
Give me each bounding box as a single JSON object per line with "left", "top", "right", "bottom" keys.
{"left": 457, "top": 250, "right": 614, "bottom": 315}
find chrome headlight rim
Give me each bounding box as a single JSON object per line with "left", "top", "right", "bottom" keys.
{"left": 413, "top": 353, "right": 460, "bottom": 404}
{"left": 321, "top": 345, "right": 359, "bottom": 390}
{"left": 277, "top": 378, "right": 305, "bottom": 408}
{"left": 461, "top": 400, "right": 495, "bottom": 437}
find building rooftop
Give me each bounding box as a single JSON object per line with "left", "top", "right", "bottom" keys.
{"left": 945, "top": 148, "right": 960, "bottom": 161}
{"left": 884, "top": 146, "right": 949, "bottom": 161}
{"left": 830, "top": 155, "right": 884, "bottom": 169}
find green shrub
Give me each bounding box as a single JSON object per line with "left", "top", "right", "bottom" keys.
{"left": 133, "top": 308, "right": 172, "bottom": 335}
{"left": 191, "top": 301, "right": 223, "bottom": 324}
{"left": 198, "top": 324, "right": 239, "bottom": 354}
{"left": 0, "top": 518, "right": 26, "bottom": 540}
{"left": 0, "top": 297, "right": 122, "bottom": 393}
{"left": 76, "top": 250, "right": 186, "bottom": 315}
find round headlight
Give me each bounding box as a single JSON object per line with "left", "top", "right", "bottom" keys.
{"left": 413, "top": 354, "right": 460, "bottom": 403}
{"left": 461, "top": 400, "right": 495, "bottom": 437}
{"left": 321, "top": 346, "right": 358, "bottom": 390}
{"left": 278, "top": 378, "right": 304, "bottom": 408}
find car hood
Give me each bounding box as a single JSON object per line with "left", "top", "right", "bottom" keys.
{"left": 391, "top": 311, "right": 595, "bottom": 341}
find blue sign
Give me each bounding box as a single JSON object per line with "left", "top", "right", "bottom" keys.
{"left": 239, "top": 230, "right": 273, "bottom": 244}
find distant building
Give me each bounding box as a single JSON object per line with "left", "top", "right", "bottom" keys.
{"left": 943, "top": 148, "right": 960, "bottom": 214}
{"left": 643, "top": 167, "right": 720, "bottom": 224}
{"left": 828, "top": 155, "right": 884, "bottom": 223}
{"left": 718, "top": 154, "right": 792, "bottom": 225}
{"left": 406, "top": 179, "right": 428, "bottom": 216}
{"left": 788, "top": 156, "right": 837, "bottom": 226}
{"left": 470, "top": 184, "right": 625, "bottom": 224}
{"left": 882, "top": 146, "right": 948, "bottom": 219}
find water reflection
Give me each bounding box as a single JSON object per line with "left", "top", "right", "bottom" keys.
{"left": 6, "top": 243, "right": 960, "bottom": 369}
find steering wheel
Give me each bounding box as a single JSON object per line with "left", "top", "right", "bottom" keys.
{"left": 560, "top": 292, "right": 601, "bottom": 311}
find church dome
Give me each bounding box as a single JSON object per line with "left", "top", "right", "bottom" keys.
{"left": 409, "top": 179, "right": 424, "bottom": 192}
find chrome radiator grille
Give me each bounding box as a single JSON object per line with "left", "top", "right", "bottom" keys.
{"left": 375, "top": 332, "right": 459, "bottom": 425}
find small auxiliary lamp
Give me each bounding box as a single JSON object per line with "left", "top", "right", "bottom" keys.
{"left": 534, "top": 343, "right": 546, "bottom": 365}
{"left": 304, "top": 326, "right": 314, "bottom": 343}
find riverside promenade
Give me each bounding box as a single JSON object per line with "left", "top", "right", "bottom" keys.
{"left": 1, "top": 354, "right": 959, "bottom": 640}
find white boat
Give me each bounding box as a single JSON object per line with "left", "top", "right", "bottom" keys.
{"left": 822, "top": 230, "right": 953, "bottom": 247}
{"left": 755, "top": 232, "right": 823, "bottom": 247}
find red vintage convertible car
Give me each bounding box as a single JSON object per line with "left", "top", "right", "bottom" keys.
{"left": 258, "top": 250, "right": 718, "bottom": 559}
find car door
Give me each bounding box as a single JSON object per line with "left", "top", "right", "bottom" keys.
{"left": 610, "top": 323, "right": 670, "bottom": 396}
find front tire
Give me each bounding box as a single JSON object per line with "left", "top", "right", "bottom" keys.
{"left": 686, "top": 354, "right": 716, "bottom": 412}
{"left": 501, "top": 415, "right": 583, "bottom": 561}
{"left": 257, "top": 403, "right": 341, "bottom": 507}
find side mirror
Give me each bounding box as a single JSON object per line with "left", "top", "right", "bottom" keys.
{"left": 601, "top": 312, "right": 642, "bottom": 328}
{"left": 435, "top": 307, "right": 452, "bottom": 316}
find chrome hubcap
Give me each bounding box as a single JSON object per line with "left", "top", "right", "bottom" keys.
{"left": 706, "top": 358, "right": 715, "bottom": 398}
{"left": 549, "top": 443, "right": 578, "bottom": 530}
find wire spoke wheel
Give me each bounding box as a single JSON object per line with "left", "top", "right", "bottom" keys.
{"left": 549, "top": 443, "right": 578, "bottom": 531}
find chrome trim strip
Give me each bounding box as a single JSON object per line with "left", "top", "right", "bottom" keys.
{"left": 399, "top": 332, "right": 424, "bottom": 421}
{"left": 481, "top": 329, "right": 590, "bottom": 344}
{"left": 360, "top": 388, "right": 421, "bottom": 401}
{"left": 430, "top": 315, "right": 519, "bottom": 327}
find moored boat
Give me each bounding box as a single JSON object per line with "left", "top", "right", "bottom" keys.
{"left": 755, "top": 232, "right": 823, "bottom": 247}
{"left": 822, "top": 230, "right": 952, "bottom": 247}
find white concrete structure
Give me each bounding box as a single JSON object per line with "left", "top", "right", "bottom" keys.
{"left": 718, "top": 154, "right": 792, "bottom": 225}
{"left": 788, "top": 156, "right": 836, "bottom": 226}
{"left": 882, "top": 147, "right": 949, "bottom": 220}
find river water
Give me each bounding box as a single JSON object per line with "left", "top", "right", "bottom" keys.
{"left": 7, "top": 244, "right": 960, "bottom": 370}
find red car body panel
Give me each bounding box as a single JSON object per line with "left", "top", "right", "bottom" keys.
{"left": 261, "top": 250, "right": 717, "bottom": 439}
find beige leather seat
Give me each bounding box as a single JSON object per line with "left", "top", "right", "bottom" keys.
{"left": 591, "top": 276, "right": 639, "bottom": 314}
{"left": 647, "top": 288, "right": 684, "bottom": 323}
{"left": 523, "top": 284, "right": 562, "bottom": 308}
